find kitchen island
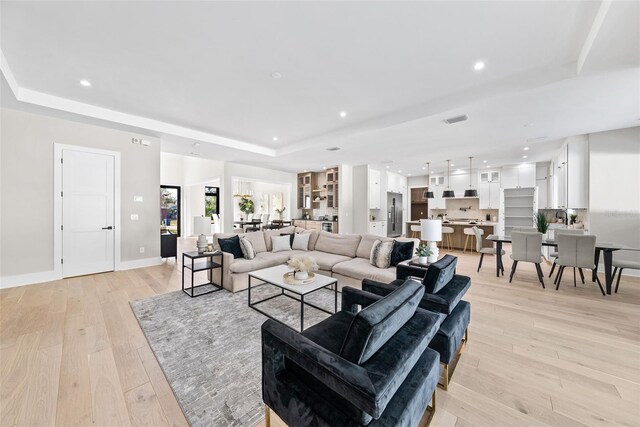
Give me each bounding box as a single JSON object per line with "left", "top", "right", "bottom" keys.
{"left": 406, "top": 220, "right": 498, "bottom": 250}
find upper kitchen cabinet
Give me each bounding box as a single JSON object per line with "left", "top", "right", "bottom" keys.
{"left": 429, "top": 175, "right": 445, "bottom": 187}
{"left": 430, "top": 187, "right": 445, "bottom": 209}
{"left": 479, "top": 169, "right": 501, "bottom": 184}
{"left": 478, "top": 181, "right": 501, "bottom": 209}
{"left": 326, "top": 167, "right": 339, "bottom": 208}
{"left": 449, "top": 173, "right": 468, "bottom": 196}
{"left": 297, "top": 172, "right": 316, "bottom": 209}
{"left": 536, "top": 162, "right": 552, "bottom": 209}
{"left": 502, "top": 164, "right": 535, "bottom": 189}
{"left": 386, "top": 171, "right": 406, "bottom": 193}
{"left": 553, "top": 137, "right": 588, "bottom": 209}
{"left": 368, "top": 168, "right": 381, "bottom": 209}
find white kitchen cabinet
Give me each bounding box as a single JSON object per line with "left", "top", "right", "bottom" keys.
{"left": 502, "top": 164, "right": 535, "bottom": 189}
{"left": 368, "top": 221, "right": 387, "bottom": 237}
{"left": 537, "top": 178, "right": 548, "bottom": 209}
{"left": 429, "top": 188, "right": 445, "bottom": 210}
{"left": 449, "top": 173, "right": 468, "bottom": 196}
{"left": 479, "top": 169, "right": 501, "bottom": 184}
{"left": 369, "top": 168, "right": 381, "bottom": 209}
{"left": 387, "top": 171, "right": 402, "bottom": 193}
{"left": 478, "top": 181, "right": 501, "bottom": 209}
{"left": 429, "top": 175, "right": 445, "bottom": 186}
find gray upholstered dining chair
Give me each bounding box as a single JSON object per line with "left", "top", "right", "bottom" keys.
{"left": 472, "top": 226, "right": 505, "bottom": 274}
{"left": 612, "top": 259, "right": 640, "bottom": 293}
{"left": 548, "top": 229, "right": 584, "bottom": 277}
{"left": 260, "top": 213, "right": 270, "bottom": 228}
{"left": 554, "top": 234, "right": 605, "bottom": 295}
{"left": 509, "top": 232, "right": 545, "bottom": 287}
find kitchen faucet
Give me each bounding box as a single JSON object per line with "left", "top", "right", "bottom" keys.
{"left": 555, "top": 210, "right": 568, "bottom": 225}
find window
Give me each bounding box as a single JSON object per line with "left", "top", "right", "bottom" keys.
{"left": 160, "top": 185, "right": 181, "bottom": 236}
{"left": 205, "top": 186, "right": 220, "bottom": 217}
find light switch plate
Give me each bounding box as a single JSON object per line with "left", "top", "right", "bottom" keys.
{"left": 133, "top": 196, "right": 143, "bottom": 202}
{"left": 130, "top": 214, "right": 139, "bottom": 221}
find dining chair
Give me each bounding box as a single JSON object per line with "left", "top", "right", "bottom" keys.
{"left": 442, "top": 226, "right": 454, "bottom": 250}
{"left": 509, "top": 232, "right": 545, "bottom": 288}
{"left": 554, "top": 234, "right": 605, "bottom": 295}
{"left": 261, "top": 214, "right": 270, "bottom": 228}
{"left": 463, "top": 227, "right": 482, "bottom": 253}
{"left": 548, "top": 229, "right": 584, "bottom": 278}
{"left": 612, "top": 260, "right": 640, "bottom": 293}
{"left": 472, "top": 226, "right": 505, "bottom": 274}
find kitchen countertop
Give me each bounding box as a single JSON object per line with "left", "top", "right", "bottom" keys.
{"left": 293, "top": 218, "right": 338, "bottom": 222}
{"left": 407, "top": 220, "right": 498, "bottom": 226}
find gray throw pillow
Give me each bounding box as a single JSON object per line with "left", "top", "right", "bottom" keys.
{"left": 370, "top": 239, "right": 394, "bottom": 269}
{"left": 239, "top": 237, "right": 256, "bottom": 260}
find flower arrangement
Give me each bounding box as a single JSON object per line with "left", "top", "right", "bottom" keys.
{"left": 238, "top": 197, "right": 255, "bottom": 216}
{"left": 275, "top": 206, "right": 286, "bottom": 219}
{"left": 287, "top": 255, "right": 319, "bottom": 280}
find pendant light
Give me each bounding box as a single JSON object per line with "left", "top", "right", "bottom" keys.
{"left": 464, "top": 156, "right": 478, "bottom": 197}
{"left": 442, "top": 160, "right": 455, "bottom": 198}
{"left": 425, "top": 162, "right": 434, "bottom": 199}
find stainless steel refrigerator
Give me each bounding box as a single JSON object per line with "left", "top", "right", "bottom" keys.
{"left": 387, "top": 192, "right": 403, "bottom": 237}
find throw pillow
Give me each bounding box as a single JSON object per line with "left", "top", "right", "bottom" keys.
{"left": 219, "top": 235, "right": 244, "bottom": 259}
{"left": 370, "top": 239, "right": 394, "bottom": 269}
{"left": 271, "top": 235, "right": 292, "bottom": 252}
{"left": 239, "top": 237, "right": 256, "bottom": 260}
{"left": 280, "top": 233, "right": 295, "bottom": 247}
{"left": 292, "top": 233, "right": 310, "bottom": 251}
{"left": 390, "top": 240, "right": 414, "bottom": 266}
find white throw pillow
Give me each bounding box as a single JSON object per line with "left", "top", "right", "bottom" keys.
{"left": 370, "top": 239, "right": 394, "bottom": 269}
{"left": 271, "top": 235, "right": 292, "bottom": 252}
{"left": 239, "top": 237, "right": 256, "bottom": 260}
{"left": 292, "top": 233, "right": 310, "bottom": 251}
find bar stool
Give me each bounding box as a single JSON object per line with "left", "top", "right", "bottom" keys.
{"left": 463, "top": 227, "right": 482, "bottom": 253}
{"left": 612, "top": 260, "right": 640, "bottom": 293}
{"left": 410, "top": 225, "right": 421, "bottom": 239}
{"left": 442, "top": 226, "right": 454, "bottom": 250}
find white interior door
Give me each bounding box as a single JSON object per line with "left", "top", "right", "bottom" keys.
{"left": 62, "top": 149, "right": 115, "bottom": 277}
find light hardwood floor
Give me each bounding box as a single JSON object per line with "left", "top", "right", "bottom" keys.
{"left": 1, "top": 249, "right": 639, "bottom": 427}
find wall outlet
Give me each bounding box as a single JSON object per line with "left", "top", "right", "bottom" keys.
{"left": 130, "top": 214, "right": 139, "bottom": 221}
{"left": 132, "top": 138, "right": 141, "bottom": 144}
{"left": 133, "top": 196, "right": 143, "bottom": 202}
{"left": 140, "top": 139, "right": 151, "bottom": 146}
{"left": 139, "top": 247, "right": 145, "bottom": 254}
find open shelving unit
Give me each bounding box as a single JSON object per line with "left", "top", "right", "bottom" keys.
{"left": 500, "top": 187, "right": 537, "bottom": 236}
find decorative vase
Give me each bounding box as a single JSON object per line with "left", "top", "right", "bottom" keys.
{"left": 294, "top": 271, "right": 308, "bottom": 280}
{"left": 419, "top": 256, "right": 428, "bottom": 265}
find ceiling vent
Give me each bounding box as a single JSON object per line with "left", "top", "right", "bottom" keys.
{"left": 443, "top": 114, "right": 468, "bottom": 125}
{"left": 326, "top": 147, "right": 341, "bottom": 151}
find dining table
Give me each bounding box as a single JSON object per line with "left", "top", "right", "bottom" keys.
{"left": 487, "top": 234, "right": 640, "bottom": 295}
{"left": 233, "top": 219, "right": 263, "bottom": 228}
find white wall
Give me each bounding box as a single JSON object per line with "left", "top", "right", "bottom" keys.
{"left": 1, "top": 108, "right": 161, "bottom": 285}
{"left": 338, "top": 165, "right": 353, "bottom": 234}
{"left": 589, "top": 126, "right": 640, "bottom": 276}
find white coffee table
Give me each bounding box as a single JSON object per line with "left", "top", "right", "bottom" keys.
{"left": 248, "top": 264, "right": 338, "bottom": 331}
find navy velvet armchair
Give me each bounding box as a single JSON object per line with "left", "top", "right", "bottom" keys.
{"left": 261, "top": 281, "right": 444, "bottom": 426}
{"left": 362, "top": 255, "right": 470, "bottom": 390}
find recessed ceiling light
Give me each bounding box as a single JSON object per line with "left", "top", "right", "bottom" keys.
{"left": 456, "top": 169, "right": 463, "bottom": 173}
{"left": 80, "top": 79, "right": 91, "bottom": 87}
{"left": 451, "top": 164, "right": 455, "bottom": 167}
{"left": 398, "top": 170, "right": 402, "bottom": 173}
{"left": 407, "top": 173, "right": 412, "bottom": 176}
{"left": 322, "top": 166, "right": 327, "bottom": 170}
{"left": 340, "top": 111, "right": 347, "bottom": 118}
{"left": 272, "top": 137, "right": 278, "bottom": 141}
{"left": 523, "top": 155, "right": 528, "bottom": 159}
{"left": 486, "top": 165, "right": 491, "bottom": 168}
{"left": 303, "top": 170, "right": 308, "bottom": 172}
{"left": 473, "top": 61, "right": 485, "bottom": 71}
{"left": 524, "top": 147, "right": 529, "bottom": 151}
{"left": 385, "top": 166, "right": 390, "bottom": 169}
{"left": 193, "top": 142, "right": 200, "bottom": 147}
{"left": 421, "top": 167, "right": 426, "bottom": 170}
{"left": 483, "top": 160, "right": 487, "bottom": 163}
{"left": 326, "top": 146, "right": 341, "bottom": 151}
{"left": 271, "top": 72, "right": 282, "bottom": 79}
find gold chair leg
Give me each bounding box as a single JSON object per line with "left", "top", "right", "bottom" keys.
{"left": 265, "top": 404, "right": 271, "bottom": 427}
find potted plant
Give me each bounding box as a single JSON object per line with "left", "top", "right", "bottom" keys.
{"left": 287, "top": 255, "right": 319, "bottom": 280}
{"left": 415, "top": 243, "right": 433, "bottom": 265}
{"left": 238, "top": 197, "right": 255, "bottom": 220}
{"left": 570, "top": 214, "right": 578, "bottom": 226}
{"left": 534, "top": 212, "right": 549, "bottom": 237}
{"left": 275, "top": 207, "right": 286, "bottom": 220}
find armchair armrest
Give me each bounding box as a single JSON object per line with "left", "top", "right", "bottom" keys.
{"left": 341, "top": 286, "right": 383, "bottom": 314}
{"left": 396, "top": 264, "right": 428, "bottom": 281}
{"left": 361, "top": 278, "right": 397, "bottom": 298}
{"left": 261, "top": 319, "right": 380, "bottom": 417}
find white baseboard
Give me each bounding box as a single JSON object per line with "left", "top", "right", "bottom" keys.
{"left": 117, "top": 257, "right": 163, "bottom": 271}
{"left": 0, "top": 270, "right": 60, "bottom": 289}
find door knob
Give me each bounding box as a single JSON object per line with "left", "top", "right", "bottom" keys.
{"left": 102, "top": 226, "right": 114, "bottom": 230}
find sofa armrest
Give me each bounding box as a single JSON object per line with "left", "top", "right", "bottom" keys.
{"left": 261, "top": 319, "right": 379, "bottom": 416}
{"left": 341, "top": 286, "right": 383, "bottom": 314}
{"left": 396, "top": 264, "right": 428, "bottom": 281}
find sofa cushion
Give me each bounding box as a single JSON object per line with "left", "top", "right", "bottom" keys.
{"left": 264, "top": 226, "right": 296, "bottom": 251}
{"left": 219, "top": 235, "right": 244, "bottom": 259}
{"left": 242, "top": 231, "right": 267, "bottom": 253}
{"left": 340, "top": 280, "right": 425, "bottom": 364}
{"left": 390, "top": 240, "right": 413, "bottom": 266}
{"left": 302, "top": 311, "right": 355, "bottom": 355}
{"left": 429, "top": 300, "right": 470, "bottom": 364}
{"left": 356, "top": 234, "right": 392, "bottom": 259}
{"left": 271, "top": 235, "right": 292, "bottom": 252}
{"left": 333, "top": 258, "right": 397, "bottom": 283}
{"left": 306, "top": 250, "right": 352, "bottom": 271}
{"left": 239, "top": 237, "right": 256, "bottom": 260}
{"left": 292, "top": 233, "right": 310, "bottom": 251}
{"left": 280, "top": 232, "right": 295, "bottom": 246}
{"left": 423, "top": 254, "right": 457, "bottom": 294}
{"left": 315, "top": 232, "right": 362, "bottom": 258}
{"left": 229, "top": 252, "right": 285, "bottom": 273}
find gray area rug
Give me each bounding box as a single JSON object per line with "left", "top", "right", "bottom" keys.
{"left": 130, "top": 284, "right": 339, "bottom": 427}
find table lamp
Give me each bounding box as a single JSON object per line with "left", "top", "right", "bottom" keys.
{"left": 421, "top": 219, "right": 442, "bottom": 263}
{"left": 193, "top": 216, "right": 211, "bottom": 253}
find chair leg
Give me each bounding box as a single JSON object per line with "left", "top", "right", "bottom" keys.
{"left": 573, "top": 267, "right": 577, "bottom": 287}
{"left": 549, "top": 261, "right": 556, "bottom": 278}
{"left": 555, "top": 266, "right": 565, "bottom": 290}
{"left": 265, "top": 405, "right": 271, "bottom": 427}
{"left": 594, "top": 271, "right": 606, "bottom": 296}
{"left": 578, "top": 268, "right": 585, "bottom": 284}
{"left": 615, "top": 268, "right": 624, "bottom": 293}
{"left": 463, "top": 235, "right": 469, "bottom": 253}
{"left": 477, "top": 253, "right": 484, "bottom": 272}
{"left": 535, "top": 263, "right": 545, "bottom": 288}
{"left": 509, "top": 260, "right": 518, "bottom": 283}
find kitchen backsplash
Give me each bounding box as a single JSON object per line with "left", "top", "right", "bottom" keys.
{"left": 431, "top": 198, "right": 499, "bottom": 221}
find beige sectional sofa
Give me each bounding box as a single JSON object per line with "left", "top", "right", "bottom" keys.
{"left": 212, "top": 226, "right": 418, "bottom": 293}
